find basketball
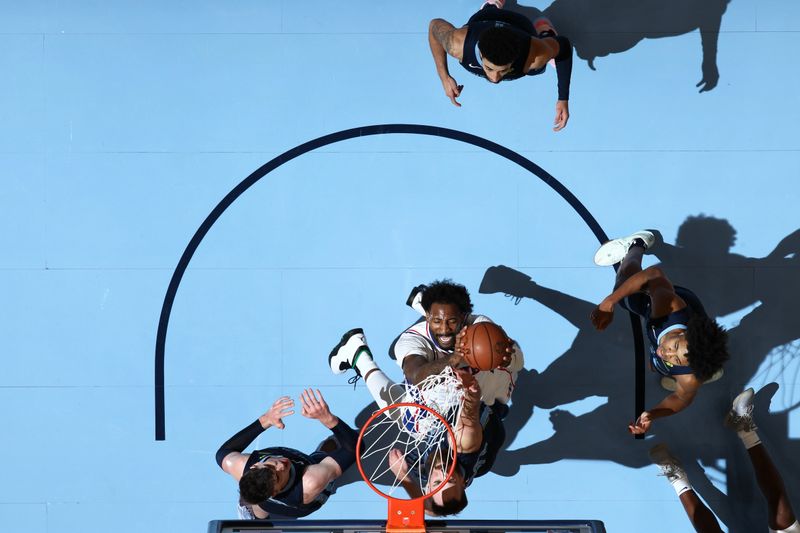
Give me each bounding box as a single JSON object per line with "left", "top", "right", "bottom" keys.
{"left": 461, "top": 322, "right": 511, "bottom": 370}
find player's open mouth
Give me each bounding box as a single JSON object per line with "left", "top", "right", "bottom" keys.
{"left": 438, "top": 335, "right": 453, "bottom": 345}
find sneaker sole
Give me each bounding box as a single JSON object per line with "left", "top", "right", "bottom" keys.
{"left": 593, "top": 230, "right": 655, "bottom": 266}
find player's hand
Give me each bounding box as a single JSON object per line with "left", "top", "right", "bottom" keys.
{"left": 260, "top": 396, "right": 295, "bottom": 429}
{"left": 300, "top": 388, "right": 338, "bottom": 428}
{"left": 553, "top": 100, "right": 569, "bottom": 131}
{"left": 388, "top": 447, "right": 410, "bottom": 479}
{"left": 455, "top": 367, "right": 480, "bottom": 393}
{"left": 628, "top": 411, "right": 652, "bottom": 435}
{"left": 590, "top": 300, "right": 614, "bottom": 330}
{"left": 696, "top": 61, "right": 719, "bottom": 93}
{"left": 442, "top": 76, "right": 463, "bottom": 107}
{"left": 454, "top": 326, "right": 471, "bottom": 367}
{"left": 500, "top": 338, "right": 515, "bottom": 367}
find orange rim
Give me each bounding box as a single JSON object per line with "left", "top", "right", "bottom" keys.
{"left": 356, "top": 401, "right": 458, "bottom": 502}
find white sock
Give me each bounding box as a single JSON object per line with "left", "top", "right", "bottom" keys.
{"left": 670, "top": 473, "right": 693, "bottom": 497}
{"left": 738, "top": 429, "right": 762, "bottom": 450}
{"left": 364, "top": 369, "right": 397, "bottom": 409}
{"left": 353, "top": 348, "right": 378, "bottom": 377}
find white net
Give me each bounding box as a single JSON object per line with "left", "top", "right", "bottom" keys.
{"left": 358, "top": 367, "right": 465, "bottom": 498}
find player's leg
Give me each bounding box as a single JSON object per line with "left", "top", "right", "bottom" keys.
{"left": 649, "top": 444, "right": 723, "bottom": 533}
{"left": 329, "top": 328, "right": 405, "bottom": 409}
{"left": 725, "top": 388, "right": 798, "bottom": 532}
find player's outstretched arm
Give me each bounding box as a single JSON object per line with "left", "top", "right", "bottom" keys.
{"left": 216, "top": 396, "right": 295, "bottom": 480}
{"left": 402, "top": 352, "right": 464, "bottom": 385}
{"left": 629, "top": 384, "right": 698, "bottom": 434}
{"left": 527, "top": 35, "right": 573, "bottom": 131}
{"left": 300, "top": 388, "right": 359, "bottom": 477}
{"left": 388, "top": 448, "right": 424, "bottom": 499}
{"left": 590, "top": 266, "right": 683, "bottom": 330}
{"left": 454, "top": 369, "right": 482, "bottom": 453}
{"left": 300, "top": 388, "right": 338, "bottom": 429}
{"left": 428, "top": 18, "right": 465, "bottom": 107}
{"left": 552, "top": 36, "right": 572, "bottom": 131}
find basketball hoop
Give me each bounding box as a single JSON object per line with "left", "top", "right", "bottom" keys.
{"left": 356, "top": 402, "right": 459, "bottom": 533}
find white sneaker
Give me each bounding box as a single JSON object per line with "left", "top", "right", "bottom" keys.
{"left": 593, "top": 230, "right": 656, "bottom": 266}
{"left": 649, "top": 443, "right": 688, "bottom": 484}
{"left": 405, "top": 284, "right": 427, "bottom": 316}
{"left": 481, "top": 0, "right": 505, "bottom": 8}
{"left": 724, "top": 388, "right": 756, "bottom": 432}
{"left": 329, "top": 328, "right": 372, "bottom": 376}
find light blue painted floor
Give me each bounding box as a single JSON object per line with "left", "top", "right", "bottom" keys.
{"left": 1, "top": 1, "right": 799, "bottom": 532}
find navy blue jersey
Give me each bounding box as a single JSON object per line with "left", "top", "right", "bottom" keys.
{"left": 460, "top": 7, "right": 541, "bottom": 81}
{"left": 243, "top": 447, "right": 331, "bottom": 518}
{"left": 621, "top": 286, "right": 708, "bottom": 376}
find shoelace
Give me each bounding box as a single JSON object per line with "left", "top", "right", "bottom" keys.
{"left": 347, "top": 374, "right": 361, "bottom": 389}
{"left": 504, "top": 293, "right": 523, "bottom": 305}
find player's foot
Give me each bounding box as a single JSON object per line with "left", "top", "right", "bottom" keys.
{"left": 406, "top": 284, "right": 427, "bottom": 316}
{"left": 478, "top": 265, "right": 533, "bottom": 305}
{"left": 649, "top": 443, "right": 688, "bottom": 483}
{"left": 593, "top": 230, "right": 656, "bottom": 266}
{"left": 329, "top": 328, "right": 373, "bottom": 376}
{"left": 481, "top": 0, "right": 505, "bottom": 9}
{"left": 724, "top": 388, "right": 756, "bottom": 432}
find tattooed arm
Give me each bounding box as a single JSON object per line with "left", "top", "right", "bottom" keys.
{"left": 428, "top": 18, "right": 467, "bottom": 106}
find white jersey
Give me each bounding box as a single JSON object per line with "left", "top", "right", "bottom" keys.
{"left": 392, "top": 314, "right": 524, "bottom": 406}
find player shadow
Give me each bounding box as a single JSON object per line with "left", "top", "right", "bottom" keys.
{"left": 480, "top": 216, "right": 800, "bottom": 532}
{"left": 504, "top": 0, "right": 731, "bottom": 91}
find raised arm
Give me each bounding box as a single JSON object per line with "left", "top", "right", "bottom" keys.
{"left": 590, "top": 266, "right": 686, "bottom": 330}
{"left": 428, "top": 18, "right": 466, "bottom": 107}
{"left": 388, "top": 448, "right": 425, "bottom": 499}
{"left": 215, "top": 396, "right": 295, "bottom": 481}
{"left": 526, "top": 34, "right": 573, "bottom": 131}
{"left": 453, "top": 369, "right": 482, "bottom": 453}
{"left": 298, "top": 388, "right": 359, "bottom": 503}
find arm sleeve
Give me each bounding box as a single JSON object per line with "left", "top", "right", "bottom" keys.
{"left": 326, "top": 419, "right": 359, "bottom": 472}
{"left": 553, "top": 35, "right": 573, "bottom": 101}
{"left": 215, "top": 419, "right": 263, "bottom": 468}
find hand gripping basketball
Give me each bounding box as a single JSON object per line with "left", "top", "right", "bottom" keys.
{"left": 459, "top": 322, "right": 512, "bottom": 371}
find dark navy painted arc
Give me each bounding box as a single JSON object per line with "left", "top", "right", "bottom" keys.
{"left": 154, "top": 123, "right": 637, "bottom": 440}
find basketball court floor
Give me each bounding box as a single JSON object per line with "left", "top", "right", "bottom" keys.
{"left": 2, "top": 1, "right": 799, "bottom": 532}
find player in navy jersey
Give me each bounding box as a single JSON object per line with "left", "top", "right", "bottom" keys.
{"left": 216, "top": 389, "right": 357, "bottom": 519}
{"left": 590, "top": 230, "right": 729, "bottom": 434}
{"left": 427, "top": 0, "right": 573, "bottom": 130}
